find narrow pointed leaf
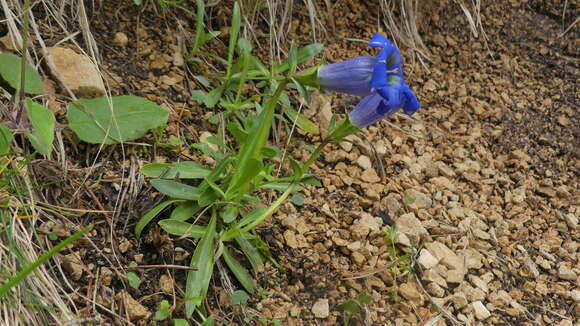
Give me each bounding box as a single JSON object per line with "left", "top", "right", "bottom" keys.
{"left": 158, "top": 220, "right": 206, "bottom": 238}
{"left": 141, "top": 162, "right": 211, "bottom": 179}
{"left": 223, "top": 246, "right": 255, "bottom": 293}
{"left": 135, "top": 200, "right": 182, "bottom": 238}
{"left": 150, "top": 179, "right": 201, "bottom": 200}
{"left": 170, "top": 201, "right": 201, "bottom": 221}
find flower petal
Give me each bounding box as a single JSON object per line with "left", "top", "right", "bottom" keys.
{"left": 349, "top": 93, "right": 400, "bottom": 128}
{"left": 402, "top": 84, "right": 420, "bottom": 115}
{"left": 318, "top": 56, "right": 375, "bottom": 96}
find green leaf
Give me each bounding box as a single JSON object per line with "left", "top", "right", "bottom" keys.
{"left": 288, "top": 42, "right": 298, "bottom": 76}
{"left": 226, "top": 158, "right": 263, "bottom": 199}
{"left": 222, "top": 205, "right": 239, "bottom": 224}
{"left": 289, "top": 158, "right": 303, "bottom": 177}
{"left": 185, "top": 214, "right": 217, "bottom": 317}
{"left": 337, "top": 299, "right": 361, "bottom": 314}
{"left": 357, "top": 291, "right": 374, "bottom": 305}
{"left": 158, "top": 220, "right": 206, "bottom": 238}
{"left": 150, "top": 179, "right": 201, "bottom": 200}
{"left": 291, "top": 193, "right": 304, "bottom": 206}
{"left": 222, "top": 247, "right": 255, "bottom": 294}
{"left": 133, "top": 0, "right": 142, "bottom": 4}
{"left": 199, "top": 316, "right": 215, "bottom": 326}
{"left": 226, "top": 121, "right": 247, "bottom": 143}
{"left": 25, "top": 98, "right": 55, "bottom": 158}
{"left": 235, "top": 236, "right": 264, "bottom": 274}
{"left": 0, "top": 53, "right": 43, "bottom": 94}
{"left": 301, "top": 176, "right": 322, "bottom": 187}
{"left": 67, "top": 96, "right": 169, "bottom": 144}
{"left": 230, "top": 290, "right": 249, "bottom": 306}
{"left": 127, "top": 272, "right": 141, "bottom": 289}
{"left": 275, "top": 43, "right": 324, "bottom": 73}
{"left": 191, "top": 0, "right": 205, "bottom": 53}
{"left": 170, "top": 201, "right": 201, "bottom": 221}
{"left": 141, "top": 162, "right": 211, "bottom": 179}
{"left": 227, "top": 2, "right": 241, "bottom": 72}
{"left": 291, "top": 77, "right": 311, "bottom": 103}
{"left": 284, "top": 106, "right": 319, "bottom": 135}
{"left": 135, "top": 199, "right": 182, "bottom": 238}
{"left": 173, "top": 319, "right": 189, "bottom": 326}
{"left": 0, "top": 124, "right": 13, "bottom": 156}
{"left": 154, "top": 300, "right": 171, "bottom": 321}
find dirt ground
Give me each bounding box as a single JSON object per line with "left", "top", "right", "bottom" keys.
{"left": 4, "top": 0, "right": 578, "bottom": 325}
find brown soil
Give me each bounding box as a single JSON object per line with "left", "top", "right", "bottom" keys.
{"left": 5, "top": 0, "right": 578, "bottom": 325}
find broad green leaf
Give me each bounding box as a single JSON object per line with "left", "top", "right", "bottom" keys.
{"left": 127, "top": 272, "right": 141, "bottom": 289}
{"left": 337, "top": 299, "right": 361, "bottom": 314}
{"left": 291, "top": 193, "right": 304, "bottom": 206}
{"left": 357, "top": 291, "right": 374, "bottom": 305}
{"left": 173, "top": 319, "right": 189, "bottom": 326}
{"left": 222, "top": 205, "right": 238, "bottom": 224}
{"left": 154, "top": 300, "right": 171, "bottom": 321}
{"left": 150, "top": 179, "right": 201, "bottom": 200}
{"left": 185, "top": 214, "right": 217, "bottom": 317}
{"left": 170, "top": 201, "right": 201, "bottom": 221}
{"left": 226, "top": 158, "right": 263, "bottom": 198}
{"left": 135, "top": 199, "right": 182, "bottom": 238}
{"left": 141, "top": 162, "right": 211, "bottom": 179}
{"left": 25, "top": 99, "right": 55, "bottom": 158}
{"left": 0, "top": 53, "right": 43, "bottom": 94}
{"left": 0, "top": 124, "right": 13, "bottom": 155}
{"left": 230, "top": 290, "right": 249, "bottom": 306}
{"left": 235, "top": 236, "right": 264, "bottom": 274}
{"left": 284, "top": 106, "right": 318, "bottom": 134}
{"left": 67, "top": 96, "right": 169, "bottom": 144}
{"left": 158, "top": 220, "right": 206, "bottom": 238}
{"left": 223, "top": 247, "right": 255, "bottom": 294}
{"left": 226, "top": 122, "right": 247, "bottom": 143}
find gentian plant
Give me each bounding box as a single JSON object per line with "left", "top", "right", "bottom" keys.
{"left": 136, "top": 2, "right": 420, "bottom": 320}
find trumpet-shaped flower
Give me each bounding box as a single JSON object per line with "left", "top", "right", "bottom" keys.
{"left": 317, "top": 33, "right": 420, "bottom": 128}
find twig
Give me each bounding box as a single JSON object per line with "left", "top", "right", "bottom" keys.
{"left": 127, "top": 264, "right": 198, "bottom": 271}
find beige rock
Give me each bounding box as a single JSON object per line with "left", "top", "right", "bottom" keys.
{"left": 360, "top": 168, "right": 380, "bottom": 183}
{"left": 565, "top": 213, "right": 578, "bottom": 229}
{"left": 347, "top": 241, "right": 362, "bottom": 251}
{"left": 558, "top": 264, "right": 577, "bottom": 281}
{"left": 351, "top": 251, "right": 365, "bottom": 265}
{"left": 425, "top": 242, "right": 463, "bottom": 271}
{"left": 450, "top": 292, "right": 468, "bottom": 308}
{"left": 356, "top": 155, "right": 372, "bottom": 170}
{"left": 399, "top": 282, "right": 424, "bottom": 305}
{"left": 0, "top": 32, "right": 21, "bottom": 52}
{"left": 46, "top": 46, "right": 105, "bottom": 97}
{"left": 159, "top": 275, "right": 174, "bottom": 294}
{"left": 115, "top": 291, "right": 151, "bottom": 321}
{"left": 395, "top": 233, "right": 412, "bottom": 247}
{"left": 426, "top": 282, "right": 445, "bottom": 297}
{"left": 472, "top": 301, "right": 491, "bottom": 320}
{"left": 396, "top": 213, "right": 428, "bottom": 244}
{"left": 311, "top": 298, "right": 329, "bottom": 318}
{"left": 284, "top": 230, "right": 308, "bottom": 248}
{"left": 350, "top": 213, "right": 382, "bottom": 240}
{"left": 417, "top": 249, "right": 439, "bottom": 269}
{"left": 62, "top": 252, "right": 85, "bottom": 281}
{"left": 404, "top": 189, "right": 432, "bottom": 209}
{"left": 113, "top": 32, "right": 129, "bottom": 47}
{"left": 446, "top": 269, "right": 464, "bottom": 284}
{"left": 422, "top": 269, "right": 447, "bottom": 288}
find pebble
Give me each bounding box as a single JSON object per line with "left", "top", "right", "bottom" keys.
{"left": 311, "top": 298, "right": 329, "bottom": 318}
{"left": 557, "top": 264, "right": 577, "bottom": 281}
{"left": 356, "top": 155, "right": 372, "bottom": 170}
{"left": 472, "top": 301, "right": 491, "bottom": 320}
{"left": 113, "top": 32, "right": 129, "bottom": 47}
{"left": 399, "top": 282, "right": 424, "bottom": 305}
{"left": 46, "top": 46, "right": 106, "bottom": 97}
{"left": 417, "top": 249, "right": 439, "bottom": 269}
{"left": 115, "top": 291, "right": 151, "bottom": 320}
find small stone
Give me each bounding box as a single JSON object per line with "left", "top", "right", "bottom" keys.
{"left": 426, "top": 282, "right": 445, "bottom": 297}
{"left": 564, "top": 213, "right": 578, "bottom": 229}
{"left": 399, "top": 282, "right": 424, "bottom": 305}
{"left": 425, "top": 242, "right": 463, "bottom": 271}
{"left": 113, "top": 32, "right": 129, "bottom": 47}
{"left": 284, "top": 230, "right": 308, "bottom": 248}
{"left": 62, "top": 253, "right": 85, "bottom": 281}
{"left": 446, "top": 269, "right": 464, "bottom": 284}
{"left": 404, "top": 189, "right": 432, "bottom": 209}
{"left": 396, "top": 213, "right": 428, "bottom": 244}
{"left": 311, "top": 299, "right": 329, "bottom": 318}
{"left": 472, "top": 301, "right": 491, "bottom": 320}
{"left": 352, "top": 251, "right": 365, "bottom": 265}
{"left": 536, "top": 187, "right": 556, "bottom": 197}
{"left": 417, "top": 249, "right": 439, "bottom": 269}
{"left": 571, "top": 289, "right": 580, "bottom": 301}
{"left": 46, "top": 46, "right": 106, "bottom": 97}
{"left": 360, "top": 168, "right": 380, "bottom": 183}
{"left": 350, "top": 213, "right": 383, "bottom": 240}
{"left": 450, "top": 292, "right": 468, "bottom": 308}
{"left": 115, "top": 291, "right": 151, "bottom": 320}
{"left": 0, "top": 32, "right": 21, "bottom": 51}
{"left": 356, "top": 155, "right": 372, "bottom": 170}
{"left": 347, "top": 241, "right": 362, "bottom": 251}
{"left": 558, "top": 264, "right": 577, "bottom": 281}
{"left": 395, "top": 233, "right": 412, "bottom": 247}
{"left": 159, "top": 275, "right": 174, "bottom": 294}
{"left": 118, "top": 239, "right": 132, "bottom": 253}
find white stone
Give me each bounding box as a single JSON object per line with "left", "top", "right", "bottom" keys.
{"left": 417, "top": 249, "right": 439, "bottom": 269}
{"left": 472, "top": 301, "right": 491, "bottom": 320}
{"left": 311, "top": 299, "right": 329, "bottom": 318}
{"left": 356, "top": 155, "right": 372, "bottom": 170}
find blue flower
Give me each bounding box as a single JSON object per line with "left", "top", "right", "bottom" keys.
{"left": 317, "top": 33, "right": 420, "bottom": 128}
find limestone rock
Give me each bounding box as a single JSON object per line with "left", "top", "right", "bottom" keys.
{"left": 472, "top": 301, "right": 491, "bottom": 320}
{"left": 350, "top": 213, "right": 382, "bottom": 240}
{"left": 396, "top": 213, "right": 428, "bottom": 244}
{"left": 404, "top": 189, "right": 432, "bottom": 209}
{"left": 311, "top": 298, "right": 329, "bottom": 318}
{"left": 46, "top": 46, "right": 105, "bottom": 97}
{"left": 356, "top": 155, "right": 372, "bottom": 170}
{"left": 399, "top": 281, "right": 424, "bottom": 305}
{"left": 113, "top": 32, "right": 129, "bottom": 47}
{"left": 115, "top": 291, "right": 151, "bottom": 321}
{"left": 417, "top": 249, "right": 439, "bottom": 269}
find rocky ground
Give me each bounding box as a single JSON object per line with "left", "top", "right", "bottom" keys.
{"left": 2, "top": 0, "right": 577, "bottom": 325}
